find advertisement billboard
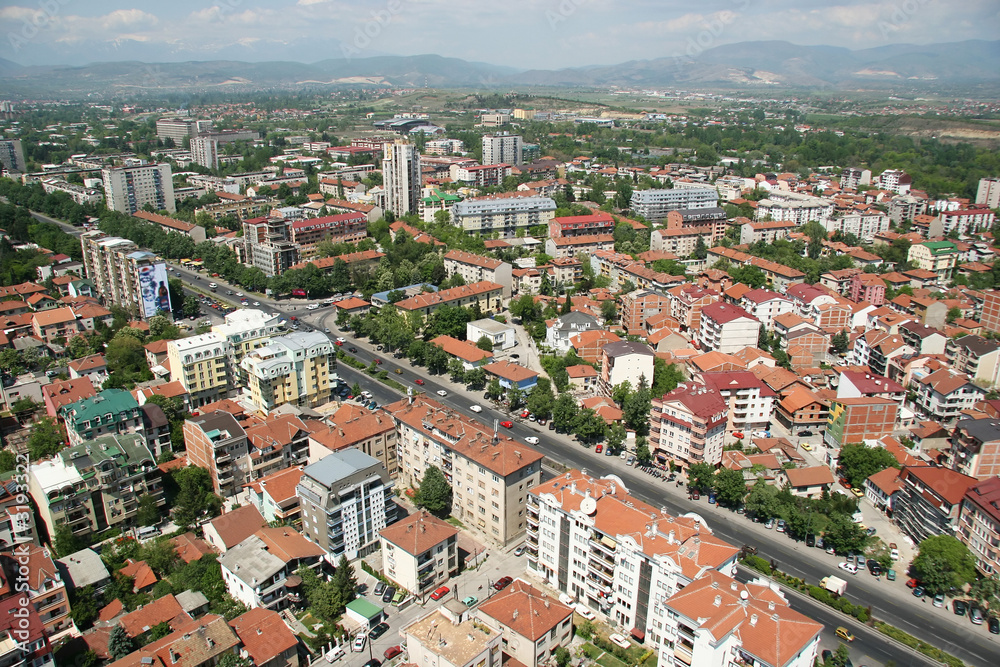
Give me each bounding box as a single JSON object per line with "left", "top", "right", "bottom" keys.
{"left": 138, "top": 262, "right": 172, "bottom": 318}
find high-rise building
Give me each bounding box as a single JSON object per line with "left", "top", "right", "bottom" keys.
{"left": 80, "top": 230, "right": 173, "bottom": 319}
{"left": 190, "top": 135, "right": 219, "bottom": 169}
{"left": 0, "top": 139, "right": 26, "bottom": 172}
{"left": 212, "top": 309, "right": 284, "bottom": 388}
{"left": 168, "top": 333, "right": 230, "bottom": 408}
{"left": 102, "top": 163, "right": 176, "bottom": 214}
{"left": 242, "top": 216, "right": 299, "bottom": 277}
{"left": 482, "top": 133, "right": 523, "bottom": 166}
{"left": 383, "top": 141, "right": 421, "bottom": 216}
{"left": 241, "top": 331, "right": 337, "bottom": 411}
{"left": 976, "top": 177, "right": 1000, "bottom": 209}
{"left": 630, "top": 185, "right": 718, "bottom": 223}
{"left": 155, "top": 117, "right": 199, "bottom": 143}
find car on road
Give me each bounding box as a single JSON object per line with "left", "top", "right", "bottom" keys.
{"left": 839, "top": 562, "right": 859, "bottom": 575}
{"left": 349, "top": 347, "right": 357, "bottom": 353}
{"left": 851, "top": 487, "right": 864, "bottom": 498}
{"left": 801, "top": 443, "right": 813, "bottom": 451}
{"left": 353, "top": 634, "right": 367, "bottom": 652}
{"left": 253, "top": 301, "right": 260, "bottom": 306}
{"left": 462, "top": 595, "right": 478, "bottom": 607}
{"left": 595, "top": 444, "right": 603, "bottom": 453}
{"left": 514, "top": 545, "right": 525, "bottom": 556}
{"left": 933, "top": 594, "right": 945, "bottom": 607}
{"left": 913, "top": 586, "right": 925, "bottom": 598}
{"left": 501, "top": 421, "right": 513, "bottom": 428}
{"left": 494, "top": 576, "right": 513, "bottom": 591}
{"left": 384, "top": 646, "right": 403, "bottom": 661}
{"left": 574, "top": 603, "right": 596, "bottom": 620}
{"left": 236, "top": 293, "right": 243, "bottom": 297}
{"left": 608, "top": 634, "right": 630, "bottom": 650}
{"left": 436, "top": 390, "right": 448, "bottom": 396}
{"left": 307, "top": 303, "right": 319, "bottom": 310}
{"left": 954, "top": 600, "right": 968, "bottom": 616}
{"left": 865, "top": 526, "right": 877, "bottom": 537}
{"left": 209, "top": 282, "right": 218, "bottom": 288}
{"left": 226, "top": 290, "right": 233, "bottom": 295}
{"left": 336, "top": 337, "right": 346, "bottom": 343}
{"left": 374, "top": 358, "right": 382, "bottom": 365}
{"left": 469, "top": 405, "right": 482, "bottom": 412}
{"left": 525, "top": 436, "right": 539, "bottom": 444}
{"left": 415, "top": 379, "right": 424, "bottom": 385}
{"left": 369, "top": 622, "right": 390, "bottom": 640}
{"left": 799, "top": 430, "right": 813, "bottom": 436}
{"left": 382, "top": 587, "right": 397, "bottom": 603}
{"left": 374, "top": 582, "right": 387, "bottom": 597}
{"left": 335, "top": 340, "right": 343, "bottom": 346}
{"left": 835, "top": 627, "right": 855, "bottom": 642}
{"left": 430, "top": 586, "right": 450, "bottom": 600}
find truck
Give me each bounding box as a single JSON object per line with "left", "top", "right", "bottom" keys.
{"left": 820, "top": 575, "right": 847, "bottom": 597}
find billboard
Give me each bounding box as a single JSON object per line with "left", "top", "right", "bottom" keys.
{"left": 138, "top": 262, "right": 172, "bottom": 318}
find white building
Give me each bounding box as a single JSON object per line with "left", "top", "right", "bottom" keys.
{"left": 102, "top": 163, "right": 175, "bottom": 214}
{"left": 599, "top": 340, "right": 655, "bottom": 397}
{"left": 630, "top": 185, "right": 719, "bottom": 223}
{"left": 383, "top": 141, "right": 421, "bottom": 216}
{"left": 739, "top": 289, "right": 794, "bottom": 332}
{"left": 443, "top": 250, "right": 513, "bottom": 298}
{"left": 167, "top": 332, "right": 230, "bottom": 408}
{"left": 451, "top": 195, "right": 557, "bottom": 237}
{"left": 212, "top": 308, "right": 284, "bottom": 386}
{"left": 41, "top": 178, "right": 104, "bottom": 205}
{"left": 219, "top": 527, "right": 324, "bottom": 610}
{"left": 841, "top": 168, "right": 872, "bottom": 190}
{"left": 876, "top": 169, "right": 912, "bottom": 195}
{"left": 379, "top": 510, "right": 458, "bottom": 597}
{"left": 976, "top": 177, "right": 1000, "bottom": 209}
{"left": 754, "top": 192, "right": 833, "bottom": 225}
{"left": 545, "top": 311, "right": 601, "bottom": 353}
{"left": 190, "top": 135, "right": 219, "bottom": 170}
{"left": 466, "top": 318, "right": 516, "bottom": 350}
{"left": 482, "top": 133, "right": 523, "bottom": 166}
{"left": 698, "top": 302, "right": 761, "bottom": 354}
{"left": 824, "top": 211, "right": 890, "bottom": 240}
{"left": 403, "top": 607, "right": 503, "bottom": 667}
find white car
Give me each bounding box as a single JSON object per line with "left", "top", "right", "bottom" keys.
{"left": 890, "top": 547, "right": 900, "bottom": 561}
{"left": 236, "top": 292, "right": 244, "bottom": 297}
{"left": 253, "top": 301, "right": 260, "bottom": 306}
{"left": 838, "top": 561, "right": 859, "bottom": 575}
{"left": 608, "top": 634, "right": 630, "bottom": 650}
{"left": 352, "top": 634, "right": 367, "bottom": 652}
{"left": 307, "top": 303, "right": 319, "bottom": 310}
{"left": 336, "top": 337, "right": 346, "bottom": 343}
{"left": 469, "top": 405, "right": 483, "bottom": 413}
{"left": 574, "top": 603, "right": 596, "bottom": 621}
{"left": 436, "top": 390, "right": 448, "bottom": 397}
{"left": 525, "top": 436, "right": 539, "bottom": 444}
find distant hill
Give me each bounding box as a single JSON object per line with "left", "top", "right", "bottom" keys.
{"left": 1, "top": 40, "right": 996, "bottom": 96}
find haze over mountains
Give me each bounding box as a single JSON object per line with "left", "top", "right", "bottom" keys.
{"left": 2, "top": 40, "right": 997, "bottom": 96}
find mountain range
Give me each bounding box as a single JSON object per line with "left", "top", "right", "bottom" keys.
{"left": 1, "top": 40, "right": 997, "bottom": 96}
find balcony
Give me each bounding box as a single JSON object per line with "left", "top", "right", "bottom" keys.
{"left": 587, "top": 561, "right": 614, "bottom": 583}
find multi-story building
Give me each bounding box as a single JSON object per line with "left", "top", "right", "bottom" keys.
{"left": 245, "top": 465, "right": 304, "bottom": 525}
{"left": 289, "top": 212, "right": 368, "bottom": 259}
{"left": 824, "top": 211, "right": 890, "bottom": 240}
{"left": 155, "top": 117, "right": 200, "bottom": 143}
{"left": 194, "top": 195, "right": 271, "bottom": 223}
{"left": 383, "top": 140, "right": 421, "bottom": 216}
{"left": 379, "top": 510, "right": 458, "bottom": 597}
{"left": 168, "top": 333, "right": 230, "bottom": 408}
{"left": 701, "top": 371, "right": 776, "bottom": 436}
{"left": 102, "top": 162, "right": 175, "bottom": 214}
{"left": 28, "top": 434, "right": 162, "bottom": 542}
{"left": 389, "top": 395, "right": 544, "bottom": 546}
{"left": 41, "top": 177, "right": 104, "bottom": 205}
{"left": 80, "top": 230, "right": 173, "bottom": 319}
{"left": 957, "top": 477, "right": 1000, "bottom": 576}
{"left": 183, "top": 411, "right": 250, "bottom": 497}
{"left": 824, "top": 397, "right": 899, "bottom": 448}
{"left": 545, "top": 311, "right": 601, "bottom": 353}
{"left": 841, "top": 167, "right": 872, "bottom": 190}
{"left": 739, "top": 289, "right": 794, "bottom": 331}
{"left": 895, "top": 466, "right": 978, "bottom": 545}
{"left": 220, "top": 527, "right": 324, "bottom": 610}
{"left": 887, "top": 195, "right": 927, "bottom": 224}
{"left": 849, "top": 272, "right": 886, "bottom": 306}
{"left": 241, "top": 215, "right": 300, "bottom": 277}
{"left": 630, "top": 185, "right": 718, "bottom": 223}
{"left": 698, "top": 302, "right": 760, "bottom": 354}
{"left": 241, "top": 331, "right": 337, "bottom": 412}
{"left": 876, "top": 169, "right": 912, "bottom": 194}
{"left": 450, "top": 163, "right": 512, "bottom": 188}
{"left": 190, "top": 134, "right": 219, "bottom": 169}
{"left": 620, "top": 289, "right": 671, "bottom": 334}
{"left": 981, "top": 290, "right": 1000, "bottom": 335}
{"left": 662, "top": 207, "right": 727, "bottom": 244}
{"left": 443, "top": 250, "right": 513, "bottom": 299}
{"left": 755, "top": 191, "right": 834, "bottom": 224}
{"left": 738, "top": 219, "right": 796, "bottom": 245}
{"left": 482, "top": 133, "right": 523, "bottom": 166}
{"left": 546, "top": 234, "right": 616, "bottom": 260}
{"left": 308, "top": 403, "right": 399, "bottom": 476}
{"left": 61, "top": 388, "right": 144, "bottom": 446}
{"left": 661, "top": 570, "right": 822, "bottom": 667}
{"left": 527, "top": 470, "right": 739, "bottom": 647}
{"left": 403, "top": 607, "right": 503, "bottom": 667}
{"left": 476, "top": 580, "right": 573, "bottom": 667}
{"left": 548, "top": 211, "right": 615, "bottom": 238}
{"left": 948, "top": 335, "right": 1000, "bottom": 389}
{"left": 949, "top": 418, "right": 1000, "bottom": 480}
{"left": 0, "top": 545, "right": 74, "bottom": 640}
{"left": 977, "top": 177, "right": 1000, "bottom": 209}
{"left": 912, "top": 368, "right": 985, "bottom": 423}
{"left": 212, "top": 308, "right": 284, "bottom": 388}
{"left": 297, "top": 448, "right": 396, "bottom": 559}
{"left": 0, "top": 593, "right": 54, "bottom": 667}
{"left": 451, "top": 195, "right": 557, "bottom": 236}
{"left": 650, "top": 383, "right": 728, "bottom": 469}
{"left": 0, "top": 138, "right": 26, "bottom": 172}
{"left": 940, "top": 208, "right": 996, "bottom": 235}
{"left": 393, "top": 281, "right": 505, "bottom": 317}
{"left": 133, "top": 210, "right": 208, "bottom": 243}
{"left": 598, "top": 340, "right": 655, "bottom": 397}
{"left": 245, "top": 414, "right": 310, "bottom": 482}
{"left": 907, "top": 241, "right": 957, "bottom": 281}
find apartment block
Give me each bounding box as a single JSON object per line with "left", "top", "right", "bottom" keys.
{"left": 976, "top": 177, "right": 1000, "bottom": 209}
{"left": 650, "top": 383, "right": 728, "bottom": 469}
{"left": 451, "top": 195, "right": 557, "bottom": 236}
{"left": 476, "top": 581, "right": 573, "bottom": 667}
{"left": 379, "top": 511, "right": 458, "bottom": 597}
{"left": 393, "top": 281, "right": 505, "bottom": 317}
{"left": 389, "top": 395, "right": 544, "bottom": 546}
{"left": 133, "top": 210, "right": 207, "bottom": 243}
{"left": 663, "top": 207, "right": 727, "bottom": 244}
{"left": 220, "top": 527, "right": 324, "bottom": 610}
{"left": 28, "top": 434, "right": 162, "bottom": 542}
{"left": 526, "top": 470, "right": 738, "bottom": 651}
{"left": 0, "top": 138, "right": 26, "bottom": 172}
{"left": 450, "top": 163, "right": 513, "bottom": 188}
{"left": 308, "top": 403, "right": 399, "bottom": 477}
{"left": 545, "top": 234, "right": 615, "bottom": 260}
{"left": 912, "top": 368, "right": 985, "bottom": 423}
{"left": 289, "top": 212, "right": 368, "bottom": 259}
{"left": 621, "top": 289, "right": 672, "bottom": 334}
{"left": 245, "top": 414, "right": 310, "bottom": 481}
{"left": 957, "top": 477, "right": 1000, "bottom": 576}
{"left": 444, "top": 250, "right": 513, "bottom": 298}
{"left": 950, "top": 418, "right": 1000, "bottom": 480}
{"left": 824, "top": 397, "right": 899, "bottom": 448}
{"left": 548, "top": 211, "right": 615, "bottom": 238}
{"left": 183, "top": 411, "right": 250, "bottom": 497}
{"left": 754, "top": 192, "right": 833, "bottom": 225}
{"left": 907, "top": 241, "right": 957, "bottom": 281}
{"left": 155, "top": 117, "right": 200, "bottom": 142}
{"left": 939, "top": 208, "right": 995, "bottom": 235}
{"left": 242, "top": 216, "right": 300, "bottom": 277}
{"left": 824, "top": 211, "right": 890, "bottom": 240}
{"left": 245, "top": 465, "right": 304, "bottom": 525}
{"left": 698, "top": 302, "right": 760, "bottom": 354}
{"left": 876, "top": 169, "right": 912, "bottom": 194}
{"left": 168, "top": 333, "right": 230, "bottom": 408}
{"left": 403, "top": 607, "right": 502, "bottom": 667}
{"left": 102, "top": 162, "right": 175, "bottom": 214}
{"left": 841, "top": 168, "right": 872, "bottom": 190}
{"left": 701, "top": 371, "right": 776, "bottom": 436}
{"left": 0, "top": 545, "right": 74, "bottom": 640}
{"left": 297, "top": 448, "right": 396, "bottom": 559}
{"left": 383, "top": 141, "right": 422, "bottom": 215}
{"left": 482, "top": 133, "right": 523, "bottom": 166}
{"left": 241, "top": 331, "right": 337, "bottom": 412}
{"left": 599, "top": 340, "right": 655, "bottom": 397}
{"left": 212, "top": 308, "right": 284, "bottom": 388}
{"left": 895, "top": 466, "right": 977, "bottom": 545}
{"left": 80, "top": 230, "right": 173, "bottom": 319}
{"left": 41, "top": 177, "right": 104, "bottom": 205}
{"left": 739, "top": 289, "right": 794, "bottom": 331}
{"left": 630, "top": 186, "right": 718, "bottom": 223}
{"left": 61, "top": 388, "right": 144, "bottom": 446}
{"left": 738, "top": 219, "right": 796, "bottom": 245}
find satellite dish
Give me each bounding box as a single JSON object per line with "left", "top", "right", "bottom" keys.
{"left": 580, "top": 497, "right": 597, "bottom": 515}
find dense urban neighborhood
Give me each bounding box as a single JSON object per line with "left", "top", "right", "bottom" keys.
{"left": 1, "top": 35, "right": 1000, "bottom": 667}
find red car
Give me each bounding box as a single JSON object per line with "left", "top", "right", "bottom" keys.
{"left": 500, "top": 421, "right": 513, "bottom": 428}
{"left": 384, "top": 646, "right": 403, "bottom": 661}
{"left": 335, "top": 340, "right": 343, "bottom": 346}
{"left": 374, "top": 359, "right": 382, "bottom": 365}
{"left": 415, "top": 379, "right": 425, "bottom": 385}
{"left": 493, "top": 576, "right": 513, "bottom": 591}
{"left": 595, "top": 444, "right": 604, "bottom": 453}
{"left": 521, "top": 410, "right": 530, "bottom": 418}
{"left": 430, "top": 586, "right": 450, "bottom": 600}
{"left": 906, "top": 578, "right": 921, "bottom": 589}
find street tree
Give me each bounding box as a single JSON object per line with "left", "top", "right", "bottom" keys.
{"left": 623, "top": 386, "right": 651, "bottom": 436}
{"left": 713, "top": 468, "right": 748, "bottom": 507}
{"left": 687, "top": 463, "right": 716, "bottom": 492}
{"left": 636, "top": 438, "right": 652, "bottom": 465}
{"left": 838, "top": 443, "right": 899, "bottom": 488}
{"left": 912, "top": 535, "right": 977, "bottom": 596}
{"left": 486, "top": 377, "right": 504, "bottom": 401}
{"left": 743, "top": 480, "right": 782, "bottom": 521}
{"left": 136, "top": 494, "right": 160, "bottom": 527}
{"left": 606, "top": 423, "right": 627, "bottom": 452}
{"left": 526, "top": 381, "right": 555, "bottom": 420}
{"left": 414, "top": 466, "right": 452, "bottom": 517}
{"left": 574, "top": 408, "right": 606, "bottom": 444}
{"left": 553, "top": 392, "right": 579, "bottom": 433}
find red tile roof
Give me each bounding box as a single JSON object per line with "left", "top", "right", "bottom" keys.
{"left": 229, "top": 608, "right": 298, "bottom": 665}
{"left": 477, "top": 579, "right": 572, "bottom": 641}
{"left": 379, "top": 510, "right": 458, "bottom": 556}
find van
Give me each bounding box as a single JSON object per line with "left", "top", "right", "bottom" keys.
{"left": 325, "top": 645, "right": 345, "bottom": 662}
{"left": 136, "top": 525, "right": 160, "bottom": 540}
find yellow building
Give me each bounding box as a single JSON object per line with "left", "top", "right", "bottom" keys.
{"left": 907, "top": 241, "right": 957, "bottom": 281}
{"left": 168, "top": 332, "right": 229, "bottom": 408}
{"left": 241, "top": 331, "right": 337, "bottom": 411}
{"left": 212, "top": 308, "right": 284, "bottom": 387}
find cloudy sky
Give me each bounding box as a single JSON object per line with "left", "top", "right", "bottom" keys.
{"left": 1, "top": 0, "right": 996, "bottom": 68}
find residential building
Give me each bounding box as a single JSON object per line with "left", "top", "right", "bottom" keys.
{"left": 949, "top": 418, "right": 1000, "bottom": 480}
{"left": 483, "top": 359, "right": 539, "bottom": 392}
{"left": 899, "top": 321, "right": 948, "bottom": 356}
{"left": 41, "top": 177, "right": 104, "bottom": 205}
{"left": 981, "top": 290, "right": 1000, "bottom": 335}
{"left": 444, "top": 250, "right": 513, "bottom": 298}
{"left": 776, "top": 466, "right": 835, "bottom": 498}
{"left": 598, "top": 340, "right": 655, "bottom": 397}
{"left": 393, "top": 281, "right": 505, "bottom": 317}
{"left": 841, "top": 168, "right": 872, "bottom": 190}
{"left": 245, "top": 414, "right": 310, "bottom": 482}
{"left": 228, "top": 607, "right": 299, "bottom": 667}
{"left": 0, "top": 545, "right": 74, "bottom": 639}
{"left": 739, "top": 289, "right": 794, "bottom": 331}
{"left": 482, "top": 133, "right": 523, "bottom": 166}
{"left": 220, "top": 527, "right": 325, "bottom": 610}
{"left": 698, "top": 302, "right": 760, "bottom": 354}
{"left": 183, "top": 411, "right": 250, "bottom": 497}
{"left": 895, "top": 466, "right": 978, "bottom": 545}
{"left": 203, "top": 505, "right": 268, "bottom": 554}
{"left": 61, "top": 388, "right": 144, "bottom": 446}
{"left": 296, "top": 448, "right": 396, "bottom": 559}
{"left": 189, "top": 134, "right": 219, "bottom": 169}
{"left": 383, "top": 140, "right": 422, "bottom": 216}
{"left": 545, "top": 311, "right": 601, "bottom": 353}
{"left": 754, "top": 192, "right": 834, "bottom": 225}
{"left": 242, "top": 215, "right": 300, "bottom": 277}
{"left": 245, "top": 466, "right": 304, "bottom": 525}
{"left": 379, "top": 510, "right": 459, "bottom": 597}
{"left": 775, "top": 387, "right": 829, "bottom": 435}
{"left": 939, "top": 208, "right": 996, "bottom": 235}
{"left": 661, "top": 570, "right": 821, "bottom": 667}
{"left": 155, "top": 117, "right": 200, "bottom": 142}
{"left": 388, "top": 395, "right": 544, "bottom": 546}
{"left": 402, "top": 607, "right": 502, "bottom": 667}
{"left": 865, "top": 466, "right": 904, "bottom": 514}
{"left": 957, "top": 477, "right": 1000, "bottom": 576}
{"left": 28, "top": 434, "right": 162, "bottom": 542}
{"left": 650, "top": 383, "right": 728, "bottom": 469}
{"left": 849, "top": 273, "right": 887, "bottom": 306}
{"left": 450, "top": 163, "right": 512, "bottom": 188}
{"left": 430, "top": 335, "right": 494, "bottom": 369}
{"left": 241, "top": 331, "right": 337, "bottom": 412}
{"left": 701, "top": 371, "right": 776, "bottom": 436}
{"left": 133, "top": 210, "right": 207, "bottom": 243}
{"left": 976, "top": 177, "right": 1000, "bottom": 209}
{"left": 467, "top": 318, "right": 516, "bottom": 350}
{"left": 102, "top": 162, "right": 175, "bottom": 215}
{"left": 836, "top": 370, "right": 905, "bottom": 403}
{"left": 80, "top": 230, "right": 173, "bottom": 319}
{"left": 476, "top": 580, "right": 573, "bottom": 667}
{"left": 168, "top": 333, "right": 230, "bottom": 408}
{"left": 824, "top": 211, "right": 890, "bottom": 240}
{"left": 824, "top": 397, "right": 899, "bottom": 448}
{"left": 107, "top": 614, "right": 239, "bottom": 667}
{"left": 212, "top": 308, "right": 284, "bottom": 388}
{"left": 549, "top": 211, "right": 615, "bottom": 238}
{"left": 912, "top": 368, "right": 985, "bottom": 423}
{"left": 0, "top": 138, "right": 26, "bottom": 172}
{"left": 739, "top": 219, "right": 796, "bottom": 245}
{"left": 41, "top": 377, "right": 96, "bottom": 417}
{"left": 876, "top": 169, "right": 912, "bottom": 194}
{"left": 630, "top": 185, "right": 719, "bottom": 222}
{"left": 662, "top": 207, "right": 728, "bottom": 244}
{"left": 570, "top": 330, "right": 622, "bottom": 366}
{"left": 0, "top": 594, "right": 54, "bottom": 667}
{"left": 289, "top": 212, "right": 368, "bottom": 259}
{"left": 907, "top": 241, "right": 958, "bottom": 281}
{"left": 451, "top": 195, "right": 557, "bottom": 236}
{"left": 527, "top": 470, "right": 739, "bottom": 649}
{"left": 307, "top": 404, "right": 399, "bottom": 476}
{"left": 546, "top": 234, "right": 615, "bottom": 259}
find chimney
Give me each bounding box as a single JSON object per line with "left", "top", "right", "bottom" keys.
{"left": 750, "top": 614, "right": 758, "bottom": 626}
{"left": 713, "top": 595, "right": 721, "bottom": 607}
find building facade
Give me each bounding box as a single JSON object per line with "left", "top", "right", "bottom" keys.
{"left": 451, "top": 195, "right": 557, "bottom": 236}
{"left": 482, "top": 133, "right": 523, "bottom": 166}
{"left": 102, "top": 163, "right": 175, "bottom": 214}
{"left": 168, "top": 333, "right": 230, "bottom": 408}
{"left": 379, "top": 511, "right": 459, "bottom": 597}
{"left": 241, "top": 331, "right": 337, "bottom": 411}
{"left": 383, "top": 141, "right": 422, "bottom": 215}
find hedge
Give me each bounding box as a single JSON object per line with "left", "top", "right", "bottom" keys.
{"left": 874, "top": 621, "right": 964, "bottom": 667}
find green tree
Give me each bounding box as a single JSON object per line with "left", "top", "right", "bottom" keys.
{"left": 148, "top": 621, "right": 173, "bottom": 642}
{"left": 947, "top": 306, "right": 962, "bottom": 323}
{"left": 636, "top": 439, "right": 652, "bottom": 464}
{"left": 170, "top": 466, "right": 223, "bottom": 530}
{"left": 108, "top": 624, "right": 136, "bottom": 660}
{"left": 838, "top": 443, "right": 900, "bottom": 488}
{"left": 66, "top": 334, "right": 92, "bottom": 359}
{"left": 465, "top": 367, "right": 487, "bottom": 389}
{"left": 486, "top": 377, "right": 504, "bottom": 401}
{"left": 823, "top": 515, "right": 868, "bottom": 556}
{"left": 623, "top": 386, "right": 651, "bottom": 436}
{"left": 744, "top": 480, "right": 782, "bottom": 521}
{"left": 332, "top": 554, "right": 358, "bottom": 605}
{"left": 552, "top": 392, "right": 579, "bottom": 433}
{"left": 600, "top": 299, "right": 617, "bottom": 324}
{"left": 611, "top": 381, "right": 632, "bottom": 408}
{"left": 651, "top": 360, "right": 684, "bottom": 396}
{"left": 713, "top": 468, "right": 748, "bottom": 507}
{"left": 912, "top": 535, "right": 977, "bottom": 595}
{"left": 831, "top": 329, "right": 849, "bottom": 355}
{"left": 555, "top": 646, "right": 571, "bottom": 667}
{"left": 969, "top": 575, "right": 1000, "bottom": 612}
{"left": 69, "top": 585, "right": 99, "bottom": 629}
{"left": 217, "top": 654, "right": 254, "bottom": 667}
{"left": 606, "top": 423, "right": 626, "bottom": 452}
{"left": 687, "top": 463, "right": 716, "bottom": 492}
{"left": 141, "top": 538, "right": 179, "bottom": 576}
{"left": 414, "top": 466, "right": 452, "bottom": 517}
{"left": 27, "top": 416, "right": 65, "bottom": 460}
{"left": 574, "top": 408, "right": 606, "bottom": 444}
{"left": 136, "top": 494, "right": 161, "bottom": 527}
{"left": 475, "top": 336, "right": 493, "bottom": 352}
{"left": 526, "top": 380, "right": 555, "bottom": 420}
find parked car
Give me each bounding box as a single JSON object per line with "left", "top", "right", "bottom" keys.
{"left": 548, "top": 421, "right": 555, "bottom": 430}
{"left": 384, "top": 646, "right": 403, "bottom": 661}
{"left": 608, "top": 634, "right": 631, "bottom": 649}
{"left": 595, "top": 445, "right": 603, "bottom": 453}
{"left": 382, "top": 587, "right": 396, "bottom": 603}
{"left": 775, "top": 519, "right": 786, "bottom": 533}
{"left": 799, "top": 430, "right": 813, "bottom": 436}
{"left": 462, "top": 595, "right": 478, "bottom": 607}
{"left": 369, "top": 622, "right": 389, "bottom": 640}
{"left": 933, "top": 594, "right": 945, "bottom": 607}
{"left": 913, "top": 586, "right": 925, "bottom": 598}
{"left": 906, "top": 578, "right": 921, "bottom": 589}
{"left": 363, "top": 660, "right": 382, "bottom": 667}
{"left": 839, "top": 561, "right": 859, "bottom": 575}
{"left": 764, "top": 518, "right": 775, "bottom": 529}
{"left": 353, "top": 634, "right": 367, "bottom": 652}
{"left": 890, "top": 544, "right": 900, "bottom": 561}
{"left": 866, "top": 526, "right": 877, "bottom": 536}
{"left": 971, "top": 606, "right": 984, "bottom": 624}
{"left": 868, "top": 561, "right": 882, "bottom": 576}
{"left": 374, "top": 582, "right": 387, "bottom": 597}
{"left": 514, "top": 545, "right": 526, "bottom": 556}
{"left": 691, "top": 490, "right": 700, "bottom": 501}
{"left": 574, "top": 603, "right": 596, "bottom": 621}
{"left": 801, "top": 443, "right": 813, "bottom": 451}
{"left": 989, "top": 617, "right": 999, "bottom": 634}
{"left": 954, "top": 600, "right": 968, "bottom": 616}
{"left": 494, "top": 576, "right": 513, "bottom": 591}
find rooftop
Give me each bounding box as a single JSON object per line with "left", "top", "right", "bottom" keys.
{"left": 380, "top": 510, "right": 458, "bottom": 556}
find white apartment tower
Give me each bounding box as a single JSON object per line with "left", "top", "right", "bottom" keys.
{"left": 977, "top": 177, "right": 1000, "bottom": 209}
{"left": 482, "top": 133, "right": 523, "bottom": 166}
{"left": 190, "top": 135, "right": 220, "bottom": 170}
{"left": 102, "top": 163, "right": 176, "bottom": 214}
{"left": 383, "top": 141, "right": 422, "bottom": 216}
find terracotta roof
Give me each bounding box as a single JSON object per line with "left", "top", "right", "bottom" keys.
{"left": 32, "top": 305, "right": 77, "bottom": 327}
{"left": 569, "top": 329, "right": 621, "bottom": 348}
{"left": 244, "top": 465, "right": 304, "bottom": 505}
{"left": 334, "top": 297, "right": 370, "bottom": 310}
{"left": 229, "top": 608, "right": 298, "bottom": 665}
{"left": 394, "top": 281, "right": 503, "bottom": 311}
{"left": 902, "top": 465, "right": 978, "bottom": 506}
{"left": 477, "top": 579, "right": 573, "bottom": 641}
{"left": 963, "top": 477, "right": 1000, "bottom": 525}
{"left": 120, "top": 559, "right": 157, "bottom": 591}
{"left": 779, "top": 386, "right": 824, "bottom": 414}
{"left": 143, "top": 339, "right": 172, "bottom": 355}
{"left": 483, "top": 359, "right": 539, "bottom": 382}
{"left": 98, "top": 598, "right": 124, "bottom": 622}
{"left": 866, "top": 467, "right": 903, "bottom": 495}
{"left": 444, "top": 249, "right": 503, "bottom": 270}
{"left": 170, "top": 533, "right": 215, "bottom": 564}
{"left": 67, "top": 353, "right": 107, "bottom": 372}
{"left": 120, "top": 594, "right": 189, "bottom": 637}
{"left": 702, "top": 301, "right": 756, "bottom": 324}
{"left": 206, "top": 505, "right": 267, "bottom": 550}
{"left": 308, "top": 405, "right": 395, "bottom": 454}
{"left": 254, "top": 527, "right": 325, "bottom": 562}
{"left": 566, "top": 364, "right": 597, "bottom": 378}
{"left": 42, "top": 377, "right": 97, "bottom": 412}
{"left": 784, "top": 466, "right": 835, "bottom": 488}
{"left": 134, "top": 210, "right": 197, "bottom": 233}
{"left": 916, "top": 369, "right": 978, "bottom": 396}
{"left": 430, "top": 335, "right": 494, "bottom": 363}
{"left": 108, "top": 613, "right": 239, "bottom": 667}
{"left": 380, "top": 510, "right": 458, "bottom": 556}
